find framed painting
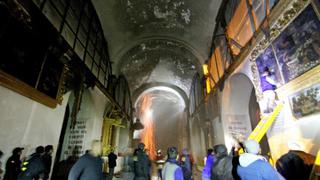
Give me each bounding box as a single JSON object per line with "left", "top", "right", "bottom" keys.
{"left": 272, "top": 5, "right": 320, "bottom": 83}
{"left": 289, "top": 84, "right": 320, "bottom": 118}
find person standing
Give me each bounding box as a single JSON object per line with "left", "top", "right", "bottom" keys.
{"left": 18, "top": 146, "right": 45, "bottom": 180}
{"left": 260, "top": 67, "right": 278, "bottom": 113}
{"left": 133, "top": 143, "right": 151, "bottom": 180}
{"left": 237, "top": 140, "right": 280, "bottom": 180}
{"left": 155, "top": 149, "right": 165, "bottom": 179}
{"left": 107, "top": 150, "right": 117, "bottom": 180}
{"left": 179, "top": 148, "right": 193, "bottom": 180}
{"left": 162, "top": 147, "right": 183, "bottom": 180}
{"left": 68, "top": 140, "right": 104, "bottom": 180}
{"left": 202, "top": 148, "right": 214, "bottom": 180}
{"left": 4, "top": 147, "right": 24, "bottom": 180}
{"left": 211, "top": 144, "right": 234, "bottom": 180}
{"left": 42, "top": 145, "right": 53, "bottom": 180}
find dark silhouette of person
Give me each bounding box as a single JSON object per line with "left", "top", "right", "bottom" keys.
{"left": 42, "top": 145, "right": 53, "bottom": 180}
{"left": 133, "top": 143, "right": 151, "bottom": 180}
{"left": 4, "top": 147, "right": 24, "bottom": 180}
{"left": 107, "top": 150, "right": 117, "bottom": 180}
{"left": 276, "top": 150, "right": 314, "bottom": 180}
{"left": 18, "top": 146, "right": 45, "bottom": 180}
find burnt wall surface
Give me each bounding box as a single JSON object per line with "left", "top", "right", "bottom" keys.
{"left": 120, "top": 39, "right": 199, "bottom": 95}
{"left": 92, "top": 0, "right": 222, "bottom": 67}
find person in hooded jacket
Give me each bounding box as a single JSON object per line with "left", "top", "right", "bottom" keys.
{"left": 237, "top": 140, "right": 280, "bottom": 180}
{"left": 202, "top": 148, "right": 214, "bottom": 180}
{"left": 211, "top": 144, "right": 234, "bottom": 180}
{"left": 162, "top": 147, "right": 183, "bottom": 180}
{"left": 4, "top": 147, "right": 24, "bottom": 180}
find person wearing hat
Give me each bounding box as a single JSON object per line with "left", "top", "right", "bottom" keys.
{"left": 3, "top": 147, "right": 24, "bottom": 180}
{"left": 237, "top": 140, "right": 280, "bottom": 180}
{"left": 162, "top": 147, "right": 183, "bottom": 180}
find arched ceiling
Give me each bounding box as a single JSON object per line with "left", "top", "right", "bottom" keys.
{"left": 92, "top": 0, "right": 222, "bottom": 96}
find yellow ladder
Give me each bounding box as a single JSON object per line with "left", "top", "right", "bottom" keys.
{"left": 247, "top": 103, "right": 284, "bottom": 142}
{"left": 309, "top": 149, "right": 320, "bottom": 180}
{"left": 239, "top": 103, "right": 283, "bottom": 154}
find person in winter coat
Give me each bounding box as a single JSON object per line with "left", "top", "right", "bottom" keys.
{"left": 276, "top": 149, "right": 314, "bottom": 180}
{"left": 4, "top": 147, "right": 24, "bottom": 180}
{"left": 162, "top": 147, "right": 183, "bottom": 180}
{"left": 68, "top": 140, "right": 104, "bottom": 180}
{"left": 202, "top": 148, "right": 214, "bottom": 180}
{"left": 211, "top": 144, "right": 234, "bottom": 180}
{"left": 42, "top": 145, "right": 53, "bottom": 180}
{"left": 133, "top": 143, "right": 151, "bottom": 180}
{"left": 237, "top": 140, "right": 280, "bottom": 180}
{"left": 179, "top": 148, "right": 193, "bottom": 180}
{"left": 18, "top": 146, "right": 45, "bottom": 180}
{"left": 107, "top": 150, "right": 117, "bottom": 180}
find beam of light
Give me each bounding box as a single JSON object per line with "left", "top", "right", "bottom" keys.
{"left": 139, "top": 94, "right": 157, "bottom": 160}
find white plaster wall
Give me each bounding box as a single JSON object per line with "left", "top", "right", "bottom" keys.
{"left": 211, "top": 117, "right": 225, "bottom": 145}
{"left": 83, "top": 87, "right": 108, "bottom": 150}
{"left": 60, "top": 87, "right": 109, "bottom": 160}
{"left": 0, "top": 86, "right": 70, "bottom": 167}
{"left": 221, "top": 72, "right": 253, "bottom": 151}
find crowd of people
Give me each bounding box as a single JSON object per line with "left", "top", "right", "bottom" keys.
{"left": 200, "top": 140, "right": 314, "bottom": 180}
{"left": 128, "top": 140, "right": 314, "bottom": 180}
{"left": 0, "top": 145, "right": 53, "bottom": 180}
{"left": 0, "top": 139, "right": 315, "bottom": 180}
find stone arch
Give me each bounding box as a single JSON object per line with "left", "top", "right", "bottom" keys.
{"left": 221, "top": 73, "right": 256, "bottom": 149}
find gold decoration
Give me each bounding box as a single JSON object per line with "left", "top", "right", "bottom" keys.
{"left": 56, "top": 64, "right": 69, "bottom": 104}
{"left": 249, "top": 0, "right": 310, "bottom": 102}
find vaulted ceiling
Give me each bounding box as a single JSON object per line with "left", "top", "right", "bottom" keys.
{"left": 92, "top": 0, "right": 222, "bottom": 96}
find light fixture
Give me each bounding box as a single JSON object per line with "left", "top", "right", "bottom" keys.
{"left": 132, "top": 118, "right": 144, "bottom": 130}
{"left": 203, "top": 64, "right": 209, "bottom": 76}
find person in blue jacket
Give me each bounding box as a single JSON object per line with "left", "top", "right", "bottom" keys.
{"left": 202, "top": 148, "right": 214, "bottom": 180}
{"left": 68, "top": 140, "right": 103, "bottom": 180}
{"left": 162, "top": 147, "right": 183, "bottom": 180}
{"left": 237, "top": 140, "right": 280, "bottom": 180}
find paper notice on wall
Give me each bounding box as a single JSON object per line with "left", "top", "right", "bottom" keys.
{"left": 225, "top": 114, "right": 251, "bottom": 142}
{"left": 66, "top": 119, "right": 87, "bottom": 157}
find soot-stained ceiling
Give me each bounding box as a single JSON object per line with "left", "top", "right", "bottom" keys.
{"left": 91, "top": 0, "right": 222, "bottom": 96}
{"left": 120, "top": 39, "right": 198, "bottom": 95}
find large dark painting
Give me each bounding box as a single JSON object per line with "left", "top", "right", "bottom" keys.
{"left": 0, "top": 2, "right": 64, "bottom": 101}
{"left": 37, "top": 55, "right": 64, "bottom": 99}
{"left": 272, "top": 5, "right": 320, "bottom": 82}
